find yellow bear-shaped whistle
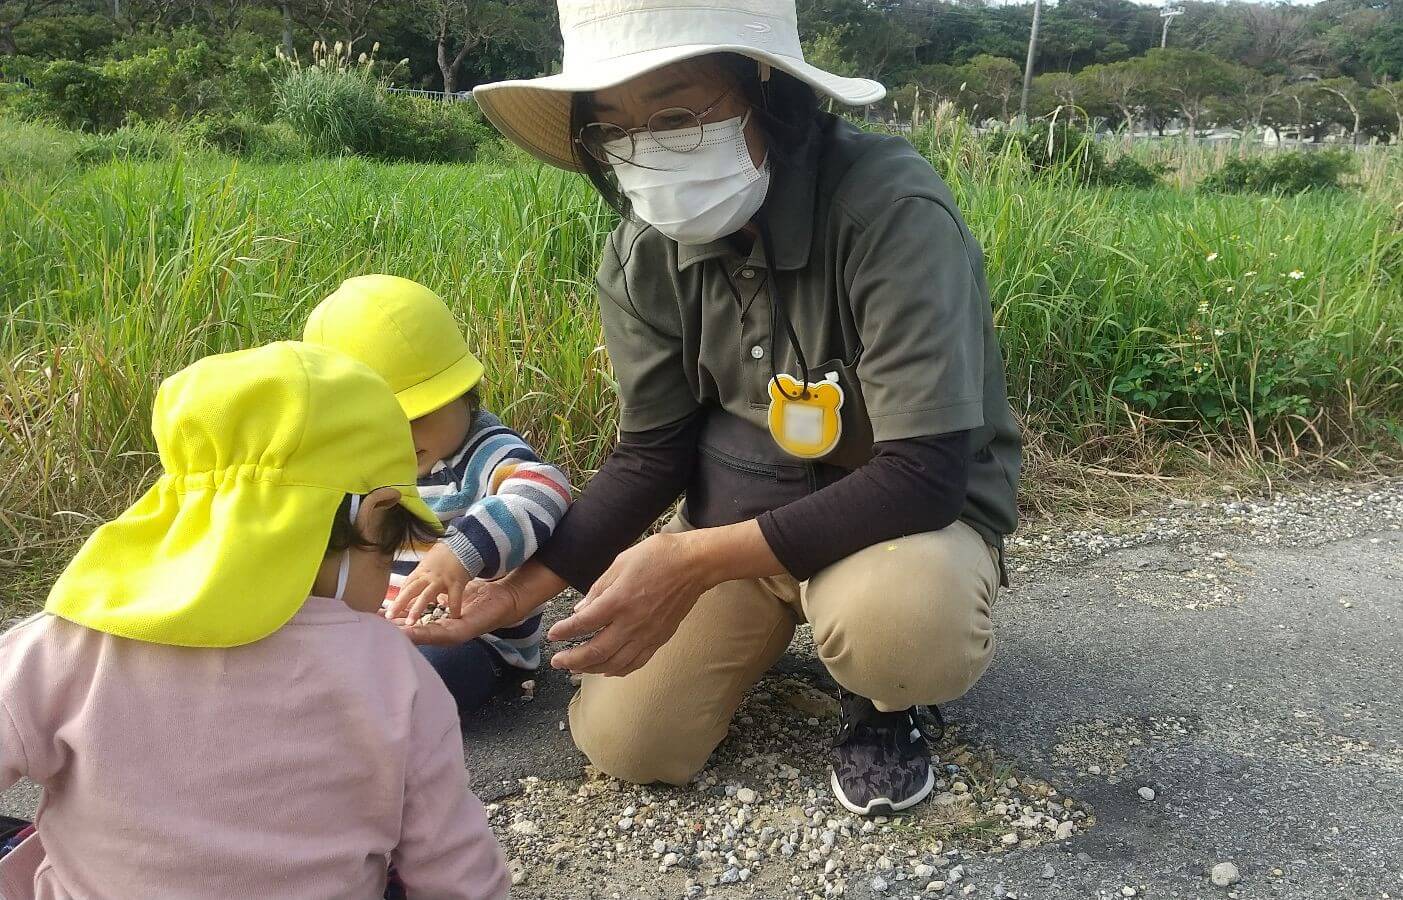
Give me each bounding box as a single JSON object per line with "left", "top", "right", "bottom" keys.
{"left": 767, "top": 373, "right": 844, "bottom": 460}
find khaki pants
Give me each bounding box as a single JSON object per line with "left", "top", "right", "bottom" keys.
{"left": 568, "top": 516, "right": 1000, "bottom": 785}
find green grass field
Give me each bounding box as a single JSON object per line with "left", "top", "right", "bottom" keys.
{"left": 2, "top": 117, "right": 1400, "bottom": 609}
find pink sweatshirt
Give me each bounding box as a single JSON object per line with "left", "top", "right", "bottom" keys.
{"left": 0, "top": 597, "right": 509, "bottom": 900}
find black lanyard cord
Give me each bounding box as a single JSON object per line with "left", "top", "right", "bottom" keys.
{"left": 755, "top": 64, "right": 811, "bottom": 403}
{"left": 758, "top": 211, "right": 811, "bottom": 400}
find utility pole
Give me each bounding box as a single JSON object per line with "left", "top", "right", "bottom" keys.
{"left": 1018, "top": 0, "right": 1042, "bottom": 128}
{"left": 1160, "top": 5, "right": 1184, "bottom": 48}
{"left": 281, "top": 1, "right": 295, "bottom": 58}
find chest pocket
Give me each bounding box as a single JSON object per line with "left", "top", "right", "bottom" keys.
{"left": 720, "top": 268, "right": 874, "bottom": 469}
{"left": 684, "top": 409, "right": 851, "bottom": 529}
{"left": 802, "top": 357, "right": 874, "bottom": 471}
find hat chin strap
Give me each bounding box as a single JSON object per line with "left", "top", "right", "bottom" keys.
{"left": 334, "top": 495, "right": 361, "bottom": 602}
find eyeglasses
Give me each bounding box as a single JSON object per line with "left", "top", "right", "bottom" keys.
{"left": 575, "top": 86, "right": 738, "bottom": 166}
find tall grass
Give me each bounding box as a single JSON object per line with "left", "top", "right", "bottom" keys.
{"left": 272, "top": 62, "right": 493, "bottom": 162}
{"left": 1107, "top": 134, "right": 1403, "bottom": 201}
{"left": 2, "top": 118, "right": 1400, "bottom": 609}
{"left": 274, "top": 65, "right": 384, "bottom": 152}
{"left": 911, "top": 112, "right": 1401, "bottom": 461}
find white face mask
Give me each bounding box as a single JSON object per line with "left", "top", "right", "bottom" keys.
{"left": 333, "top": 494, "right": 361, "bottom": 603}
{"left": 608, "top": 113, "right": 771, "bottom": 245}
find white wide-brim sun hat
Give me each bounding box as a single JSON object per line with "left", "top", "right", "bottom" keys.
{"left": 473, "top": 0, "right": 886, "bottom": 171}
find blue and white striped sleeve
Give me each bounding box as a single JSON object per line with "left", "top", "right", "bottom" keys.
{"left": 442, "top": 436, "right": 572, "bottom": 580}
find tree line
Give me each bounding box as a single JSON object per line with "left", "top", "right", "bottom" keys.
{"left": 801, "top": 0, "right": 1401, "bottom": 141}
{"left": 2, "top": 0, "right": 1401, "bottom": 140}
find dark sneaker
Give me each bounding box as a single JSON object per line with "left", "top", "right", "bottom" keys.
{"left": 829, "top": 692, "right": 944, "bottom": 816}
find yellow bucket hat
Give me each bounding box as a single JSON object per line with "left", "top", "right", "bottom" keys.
{"left": 45, "top": 341, "right": 440, "bottom": 648}
{"left": 304, "top": 275, "right": 485, "bottom": 421}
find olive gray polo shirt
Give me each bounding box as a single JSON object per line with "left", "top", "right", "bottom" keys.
{"left": 595, "top": 114, "right": 1021, "bottom": 549}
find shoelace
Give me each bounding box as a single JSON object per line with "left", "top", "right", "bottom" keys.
{"left": 914, "top": 704, "right": 946, "bottom": 743}
{"left": 833, "top": 692, "right": 946, "bottom": 757}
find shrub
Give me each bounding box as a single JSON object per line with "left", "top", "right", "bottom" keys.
{"left": 0, "top": 82, "right": 20, "bottom": 114}
{"left": 15, "top": 58, "right": 118, "bottom": 131}
{"left": 1110, "top": 311, "right": 1339, "bottom": 437}
{"left": 16, "top": 44, "right": 222, "bottom": 132}
{"left": 274, "top": 64, "right": 488, "bottom": 162}
{"left": 374, "top": 96, "right": 492, "bottom": 163}
{"left": 1200, "top": 150, "right": 1354, "bottom": 194}
{"left": 990, "top": 121, "right": 1163, "bottom": 189}
{"left": 218, "top": 48, "right": 279, "bottom": 122}
{"left": 11, "top": 14, "right": 120, "bottom": 61}
{"left": 102, "top": 25, "right": 210, "bottom": 61}
{"left": 0, "top": 54, "right": 41, "bottom": 84}
{"left": 182, "top": 115, "right": 307, "bottom": 159}
{"left": 103, "top": 43, "right": 222, "bottom": 124}
{"left": 0, "top": 62, "right": 35, "bottom": 114}
{"left": 74, "top": 122, "right": 183, "bottom": 166}
{"left": 1101, "top": 155, "right": 1167, "bottom": 189}
{"left": 1201, "top": 158, "right": 1261, "bottom": 193}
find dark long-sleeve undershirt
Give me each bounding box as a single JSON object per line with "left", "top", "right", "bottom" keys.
{"left": 535, "top": 414, "right": 970, "bottom": 591}
{"left": 533, "top": 411, "right": 704, "bottom": 593}
{"left": 757, "top": 431, "right": 969, "bottom": 581}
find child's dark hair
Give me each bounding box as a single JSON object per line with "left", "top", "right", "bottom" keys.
{"left": 326, "top": 494, "right": 439, "bottom": 556}
{"left": 464, "top": 385, "right": 481, "bottom": 420}
{"left": 569, "top": 53, "right": 822, "bottom": 218}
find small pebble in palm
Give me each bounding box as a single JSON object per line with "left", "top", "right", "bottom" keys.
{"left": 419, "top": 600, "right": 451, "bottom": 624}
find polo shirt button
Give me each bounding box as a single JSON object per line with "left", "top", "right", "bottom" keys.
{"left": 750, "top": 345, "right": 765, "bottom": 359}
{"left": 739, "top": 268, "right": 756, "bottom": 279}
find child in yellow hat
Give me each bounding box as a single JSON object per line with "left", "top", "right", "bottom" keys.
{"left": 304, "top": 275, "right": 572, "bottom": 712}
{"left": 0, "top": 342, "right": 508, "bottom": 899}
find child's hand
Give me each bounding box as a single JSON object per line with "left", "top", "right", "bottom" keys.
{"left": 390, "top": 543, "right": 472, "bottom": 625}
{"left": 402, "top": 578, "right": 530, "bottom": 646}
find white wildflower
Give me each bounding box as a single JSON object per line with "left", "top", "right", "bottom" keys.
{"left": 1206, "top": 252, "right": 1219, "bottom": 262}
{"left": 1288, "top": 270, "right": 1304, "bottom": 280}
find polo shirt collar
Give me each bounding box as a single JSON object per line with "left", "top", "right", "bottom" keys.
{"left": 675, "top": 125, "right": 820, "bottom": 273}
{"left": 675, "top": 238, "right": 730, "bottom": 271}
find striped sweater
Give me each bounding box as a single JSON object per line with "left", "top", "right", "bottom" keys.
{"left": 390, "top": 411, "right": 572, "bottom": 670}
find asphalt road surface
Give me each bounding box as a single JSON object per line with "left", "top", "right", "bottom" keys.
{"left": 5, "top": 481, "right": 1399, "bottom": 899}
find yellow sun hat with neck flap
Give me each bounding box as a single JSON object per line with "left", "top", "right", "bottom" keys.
{"left": 45, "top": 341, "right": 440, "bottom": 648}
{"left": 304, "top": 275, "right": 485, "bottom": 421}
